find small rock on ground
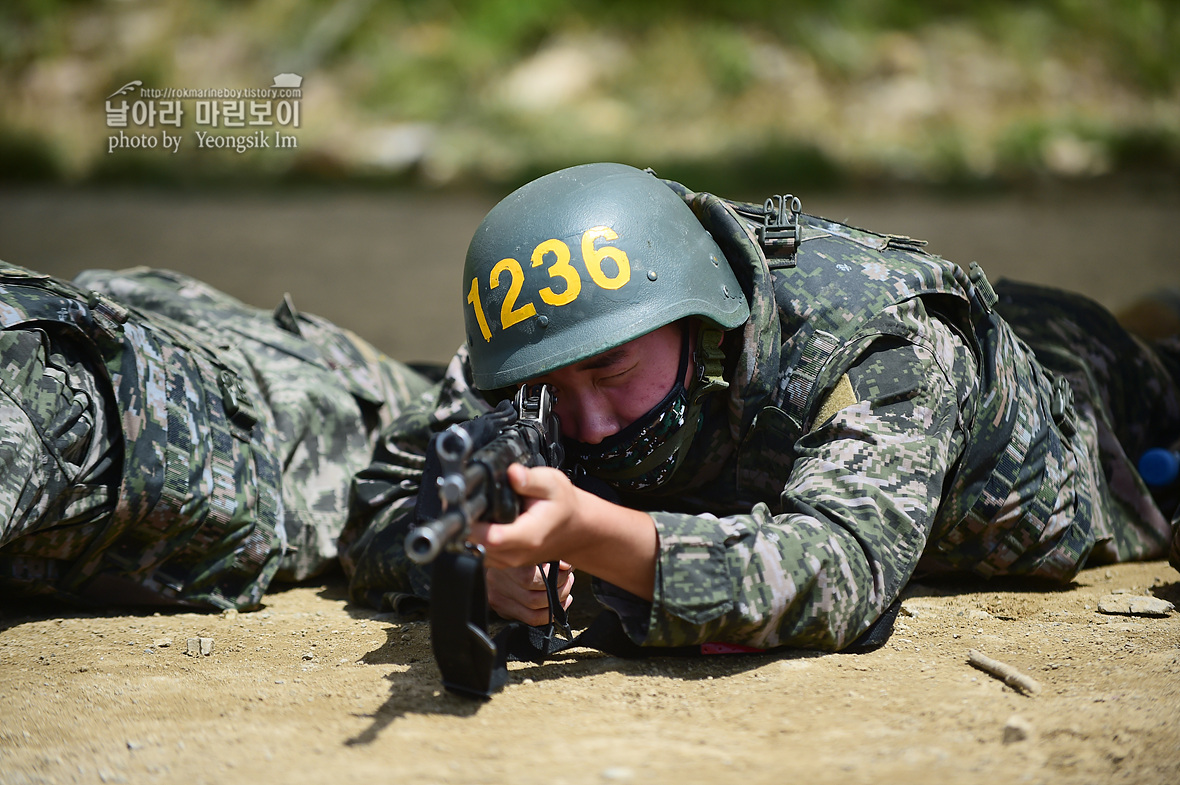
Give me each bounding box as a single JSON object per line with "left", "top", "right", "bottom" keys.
{"left": 1096, "top": 594, "right": 1174, "bottom": 617}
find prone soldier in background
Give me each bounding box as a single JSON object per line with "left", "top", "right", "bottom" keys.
{"left": 0, "top": 265, "right": 432, "bottom": 608}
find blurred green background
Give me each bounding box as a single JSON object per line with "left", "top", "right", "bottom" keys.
{"left": 2, "top": 0, "right": 1178, "bottom": 196}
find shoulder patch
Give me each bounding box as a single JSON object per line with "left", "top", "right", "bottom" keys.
{"left": 812, "top": 373, "right": 858, "bottom": 430}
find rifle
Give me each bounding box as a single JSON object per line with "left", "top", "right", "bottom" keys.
{"left": 404, "top": 383, "right": 568, "bottom": 698}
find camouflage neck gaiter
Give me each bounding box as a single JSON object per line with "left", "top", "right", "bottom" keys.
{"left": 567, "top": 328, "right": 702, "bottom": 493}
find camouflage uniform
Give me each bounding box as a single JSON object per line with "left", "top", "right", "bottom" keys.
{"left": 0, "top": 263, "right": 431, "bottom": 609}
{"left": 342, "top": 181, "right": 1180, "bottom": 651}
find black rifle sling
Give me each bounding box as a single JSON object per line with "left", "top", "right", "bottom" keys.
{"left": 491, "top": 558, "right": 574, "bottom": 664}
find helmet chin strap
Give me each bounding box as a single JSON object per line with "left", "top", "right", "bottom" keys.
{"left": 691, "top": 322, "right": 730, "bottom": 402}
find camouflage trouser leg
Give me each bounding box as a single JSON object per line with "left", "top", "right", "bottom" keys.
{"left": 994, "top": 281, "right": 1180, "bottom": 564}
{"left": 0, "top": 327, "right": 120, "bottom": 594}
{"left": 76, "top": 268, "right": 436, "bottom": 582}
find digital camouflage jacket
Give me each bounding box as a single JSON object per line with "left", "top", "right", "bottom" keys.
{"left": 342, "top": 180, "right": 1179, "bottom": 652}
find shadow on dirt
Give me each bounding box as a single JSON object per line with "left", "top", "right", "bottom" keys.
{"left": 0, "top": 567, "right": 348, "bottom": 634}
{"left": 339, "top": 580, "right": 824, "bottom": 744}
{"left": 0, "top": 594, "right": 211, "bottom": 634}
{"left": 902, "top": 573, "right": 1085, "bottom": 598}
{"left": 1151, "top": 580, "right": 1180, "bottom": 606}
{"left": 344, "top": 621, "right": 803, "bottom": 745}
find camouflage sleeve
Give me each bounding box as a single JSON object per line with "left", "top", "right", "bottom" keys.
{"left": 600, "top": 302, "right": 978, "bottom": 651}
{"left": 339, "top": 347, "right": 490, "bottom": 609}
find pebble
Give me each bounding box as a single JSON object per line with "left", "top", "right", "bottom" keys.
{"left": 185, "top": 637, "right": 215, "bottom": 657}
{"left": 600, "top": 767, "right": 634, "bottom": 781}
{"left": 1002, "top": 715, "right": 1033, "bottom": 744}
{"left": 1096, "top": 594, "right": 1174, "bottom": 617}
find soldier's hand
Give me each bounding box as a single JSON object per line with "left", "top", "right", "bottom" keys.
{"left": 485, "top": 562, "right": 573, "bottom": 627}
{"left": 470, "top": 464, "right": 579, "bottom": 569}
{"left": 469, "top": 464, "right": 658, "bottom": 601}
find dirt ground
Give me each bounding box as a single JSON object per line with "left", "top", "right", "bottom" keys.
{"left": 1, "top": 562, "right": 1177, "bottom": 785}
{"left": 1, "top": 183, "right": 1178, "bottom": 784}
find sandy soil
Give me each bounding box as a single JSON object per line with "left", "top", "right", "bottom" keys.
{"left": 1, "top": 184, "right": 1178, "bottom": 785}
{"left": 1, "top": 561, "right": 1178, "bottom": 785}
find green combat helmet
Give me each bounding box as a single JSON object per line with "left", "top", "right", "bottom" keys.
{"left": 463, "top": 162, "right": 750, "bottom": 391}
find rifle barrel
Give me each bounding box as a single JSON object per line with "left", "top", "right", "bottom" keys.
{"left": 406, "top": 509, "right": 468, "bottom": 564}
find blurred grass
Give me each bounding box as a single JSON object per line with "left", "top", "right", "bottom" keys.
{"left": 0, "top": 0, "right": 1177, "bottom": 195}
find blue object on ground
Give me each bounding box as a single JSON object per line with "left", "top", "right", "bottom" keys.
{"left": 1138, "top": 448, "right": 1180, "bottom": 487}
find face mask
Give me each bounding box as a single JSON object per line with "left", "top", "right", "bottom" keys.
{"left": 567, "top": 328, "right": 701, "bottom": 493}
